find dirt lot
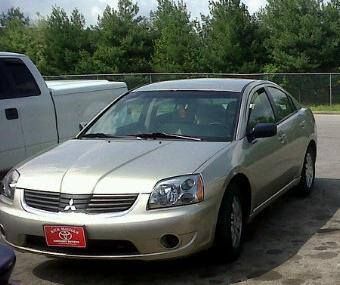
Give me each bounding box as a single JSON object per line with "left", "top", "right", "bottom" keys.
{"left": 5, "top": 114, "right": 340, "bottom": 285}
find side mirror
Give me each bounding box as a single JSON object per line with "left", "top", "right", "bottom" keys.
{"left": 247, "top": 123, "right": 277, "bottom": 141}
{"left": 79, "top": 122, "right": 87, "bottom": 131}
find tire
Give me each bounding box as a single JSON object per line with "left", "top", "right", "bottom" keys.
{"left": 296, "top": 146, "right": 315, "bottom": 197}
{"left": 214, "top": 182, "right": 244, "bottom": 262}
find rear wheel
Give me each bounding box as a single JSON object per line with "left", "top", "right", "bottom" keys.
{"left": 214, "top": 183, "right": 244, "bottom": 262}
{"left": 296, "top": 146, "right": 315, "bottom": 196}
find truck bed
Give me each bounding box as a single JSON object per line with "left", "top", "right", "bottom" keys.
{"left": 46, "top": 80, "right": 127, "bottom": 95}
{"left": 0, "top": 52, "right": 128, "bottom": 173}
{"left": 46, "top": 80, "right": 127, "bottom": 142}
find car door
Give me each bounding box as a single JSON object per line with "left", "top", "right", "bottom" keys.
{"left": 2, "top": 57, "right": 58, "bottom": 159}
{"left": 266, "top": 86, "right": 304, "bottom": 181}
{"left": 0, "top": 62, "right": 26, "bottom": 174}
{"left": 243, "top": 87, "right": 289, "bottom": 208}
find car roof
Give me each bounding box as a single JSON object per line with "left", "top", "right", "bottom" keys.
{"left": 133, "top": 78, "right": 258, "bottom": 93}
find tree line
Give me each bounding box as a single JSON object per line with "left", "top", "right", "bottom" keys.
{"left": 0, "top": 0, "right": 339, "bottom": 76}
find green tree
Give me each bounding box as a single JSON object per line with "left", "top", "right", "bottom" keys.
{"left": 93, "top": 0, "right": 154, "bottom": 73}
{"left": 42, "top": 7, "right": 90, "bottom": 75}
{"left": 321, "top": 0, "right": 340, "bottom": 71}
{"left": 0, "top": 7, "right": 29, "bottom": 27}
{"left": 200, "top": 0, "right": 261, "bottom": 73}
{"left": 22, "top": 19, "right": 48, "bottom": 73}
{"left": 260, "top": 0, "right": 326, "bottom": 72}
{"left": 0, "top": 8, "right": 49, "bottom": 73}
{"left": 151, "top": 0, "right": 200, "bottom": 72}
{"left": 0, "top": 7, "right": 31, "bottom": 52}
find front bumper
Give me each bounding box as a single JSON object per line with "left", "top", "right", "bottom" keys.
{"left": 0, "top": 189, "right": 217, "bottom": 260}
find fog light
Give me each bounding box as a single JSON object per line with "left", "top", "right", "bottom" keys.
{"left": 160, "top": 234, "right": 180, "bottom": 249}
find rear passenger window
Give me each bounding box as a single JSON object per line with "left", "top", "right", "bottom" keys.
{"left": 268, "top": 87, "right": 295, "bottom": 122}
{"left": 0, "top": 58, "right": 40, "bottom": 98}
{"left": 0, "top": 71, "right": 9, "bottom": 99}
{"left": 248, "top": 89, "right": 275, "bottom": 130}
{"left": 290, "top": 95, "right": 301, "bottom": 110}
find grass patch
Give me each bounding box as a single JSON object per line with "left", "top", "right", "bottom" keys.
{"left": 309, "top": 104, "right": 340, "bottom": 113}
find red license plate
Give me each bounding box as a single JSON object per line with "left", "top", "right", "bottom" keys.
{"left": 44, "top": 225, "right": 87, "bottom": 248}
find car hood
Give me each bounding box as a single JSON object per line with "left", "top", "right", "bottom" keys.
{"left": 17, "top": 139, "right": 228, "bottom": 194}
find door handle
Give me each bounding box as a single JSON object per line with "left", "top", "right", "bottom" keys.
{"left": 278, "top": 132, "right": 287, "bottom": 144}
{"left": 299, "top": 120, "right": 306, "bottom": 128}
{"left": 5, "top": 108, "right": 19, "bottom": 120}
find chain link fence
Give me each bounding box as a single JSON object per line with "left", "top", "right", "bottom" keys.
{"left": 44, "top": 73, "right": 340, "bottom": 106}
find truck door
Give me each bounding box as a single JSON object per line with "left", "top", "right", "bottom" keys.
{"left": 0, "top": 57, "right": 58, "bottom": 170}
{"left": 0, "top": 62, "right": 26, "bottom": 174}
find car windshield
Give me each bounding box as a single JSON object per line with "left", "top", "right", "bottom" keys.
{"left": 81, "top": 90, "right": 241, "bottom": 142}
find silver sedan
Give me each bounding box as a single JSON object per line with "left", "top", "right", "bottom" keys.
{"left": 0, "top": 79, "right": 316, "bottom": 261}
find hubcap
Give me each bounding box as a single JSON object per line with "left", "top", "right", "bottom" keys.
{"left": 230, "top": 197, "right": 243, "bottom": 249}
{"left": 305, "top": 153, "right": 314, "bottom": 188}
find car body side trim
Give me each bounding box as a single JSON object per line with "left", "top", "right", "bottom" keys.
{"left": 250, "top": 177, "right": 301, "bottom": 218}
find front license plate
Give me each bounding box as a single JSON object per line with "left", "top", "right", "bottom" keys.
{"left": 44, "top": 225, "right": 87, "bottom": 248}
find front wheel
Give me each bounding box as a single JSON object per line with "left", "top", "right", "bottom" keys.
{"left": 296, "top": 147, "right": 315, "bottom": 196}
{"left": 214, "top": 183, "right": 244, "bottom": 262}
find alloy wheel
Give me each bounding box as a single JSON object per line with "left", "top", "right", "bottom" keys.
{"left": 230, "top": 196, "right": 243, "bottom": 249}
{"left": 305, "top": 152, "right": 314, "bottom": 188}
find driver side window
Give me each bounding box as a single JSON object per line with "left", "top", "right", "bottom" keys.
{"left": 248, "top": 89, "right": 275, "bottom": 131}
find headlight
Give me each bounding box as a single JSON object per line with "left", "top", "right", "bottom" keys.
{"left": 148, "top": 174, "right": 204, "bottom": 210}
{"left": 1, "top": 169, "right": 20, "bottom": 200}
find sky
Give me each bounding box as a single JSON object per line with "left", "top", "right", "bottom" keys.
{"left": 0, "top": 0, "right": 267, "bottom": 25}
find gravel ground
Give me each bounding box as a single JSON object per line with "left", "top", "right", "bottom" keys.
{"left": 5, "top": 114, "right": 340, "bottom": 285}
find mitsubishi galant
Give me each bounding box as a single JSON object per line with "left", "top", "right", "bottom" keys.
{"left": 0, "top": 79, "right": 317, "bottom": 261}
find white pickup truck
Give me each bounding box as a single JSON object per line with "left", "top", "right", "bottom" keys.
{"left": 0, "top": 52, "right": 128, "bottom": 177}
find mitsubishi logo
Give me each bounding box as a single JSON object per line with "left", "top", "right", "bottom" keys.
{"left": 64, "top": 199, "right": 76, "bottom": 211}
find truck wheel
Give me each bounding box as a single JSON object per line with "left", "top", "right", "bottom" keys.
{"left": 296, "top": 146, "right": 315, "bottom": 197}
{"left": 214, "top": 182, "right": 244, "bottom": 262}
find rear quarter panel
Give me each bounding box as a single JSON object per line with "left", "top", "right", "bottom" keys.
{"left": 297, "top": 107, "right": 317, "bottom": 171}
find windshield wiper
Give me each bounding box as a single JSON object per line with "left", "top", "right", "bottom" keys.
{"left": 131, "top": 132, "right": 202, "bottom": 141}
{"left": 80, "top": 133, "right": 126, "bottom": 139}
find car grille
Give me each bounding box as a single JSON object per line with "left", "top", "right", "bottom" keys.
{"left": 24, "top": 189, "right": 138, "bottom": 214}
